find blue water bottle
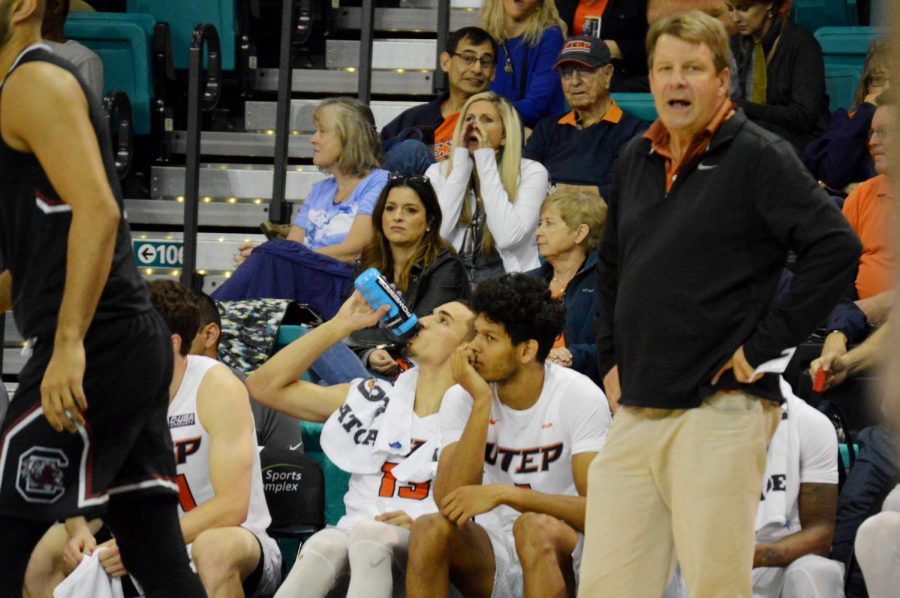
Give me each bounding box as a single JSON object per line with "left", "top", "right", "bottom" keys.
{"left": 354, "top": 268, "right": 418, "bottom": 339}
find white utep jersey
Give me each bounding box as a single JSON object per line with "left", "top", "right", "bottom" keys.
{"left": 337, "top": 411, "right": 440, "bottom": 530}
{"left": 168, "top": 355, "right": 272, "bottom": 537}
{"left": 440, "top": 363, "right": 611, "bottom": 531}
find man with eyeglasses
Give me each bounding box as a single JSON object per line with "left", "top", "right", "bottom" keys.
{"left": 524, "top": 35, "right": 646, "bottom": 204}
{"left": 381, "top": 27, "right": 496, "bottom": 166}
{"left": 811, "top": 89, "right": 896, "bottom": 386}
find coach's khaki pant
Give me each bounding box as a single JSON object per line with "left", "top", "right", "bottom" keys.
{"left": 578, "top": 392, "right": 782, "bottom": 598}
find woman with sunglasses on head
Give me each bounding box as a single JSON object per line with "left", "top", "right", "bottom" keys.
{"left": 529, "top": 188, "right": 605, "bottom": 384}
{"left": 348, "top": 174, "right": 469, "bottom": 377}
{"left": 804, "top": 40, "right": 893, "bottom": 195}
{"left": 480, "top": 0, "right": 567, "bottom": 128}
{"left": 426, "top": 92, "right": 549, "bottom": 284}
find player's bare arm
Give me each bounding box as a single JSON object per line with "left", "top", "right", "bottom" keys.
{"left": 442, "top": 451, "right": 596, "bottom": 531}
{"left": 0, "top": 270, "right": 10, "bottom": 314}
{"left": 2, "top": 62, "right": 120, "bottom": 434}
{"left": 247, "top": 291, "right": 387, "bottom": 422}
{"left": 433, "top": 345, "right": 493, "bottom": 503}
{"left": 179, "top": 365, "right": 256, "bottom": 544}
{"left": 753, "top": 482, "right": 838, "bottom": 568}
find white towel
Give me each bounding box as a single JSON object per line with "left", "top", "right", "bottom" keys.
{"left": 321, "top": 369, "right": 420, "bottom": 475}
{"left": 755, "top": 378, "right": 802, "bottom": 533}
{"left": 52, "top": 548, "right": 124, "bottom": 598}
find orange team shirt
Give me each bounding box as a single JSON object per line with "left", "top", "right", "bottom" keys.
{"left": 572, "top": 0, "right": 609, "bottom": 36}
{"left": 644, "top": 99, "right": 735, "bottom": 192}
{"left": 842, "top": 174, "right": 895, "bottom": 299}
{"left": 433, "top": 113, "right": 459, "bottom": 161}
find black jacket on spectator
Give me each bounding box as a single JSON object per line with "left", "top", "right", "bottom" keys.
{"left": 803, "top": 102, "right": 878, "bottom": 192}
{"left": 380, "top": 93, "right": 447, "bottom": 147}
{"left": 597, "top": 109, "right": 861, "bottom": 409}
{"left": 732, "top": 19, "right": 831, "bottom": 153}
{"left": 349, "top": 248, "right": 470, "bottom": 352}
{"left": 555, "top": 0, "right": 649, "bottom": 91}
{"left": 528, "top": 252, "right": 600, "bottom": 384}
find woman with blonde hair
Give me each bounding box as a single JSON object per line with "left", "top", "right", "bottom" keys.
{"left": 235, "top": 97, "right": 389, "bottom": 266}
{"left": 529, "top": 188, "right": 605, "bottom": 382}
{"left": 480, "top": 0, "right": 567, "bottom": 127}
{"left": 425, "top": 91, "right": 549, "bottom": 283}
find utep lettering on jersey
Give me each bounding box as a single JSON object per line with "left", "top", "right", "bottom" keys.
{"left": 337, "top": 379, "right": 389, "bottom": 446}
{"left": 485, "top": 442, "right": 564, "bottom": 474}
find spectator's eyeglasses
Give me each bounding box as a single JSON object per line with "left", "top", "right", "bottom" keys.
{"left": 868, "top": 75, "right": 890, "bottom": 88}
{"left": 450, "top": 52, "right": 496, "bottom": 70}
{"left": 389, "top": 172, "right": 430, "bottom": 185}
{"left": 559, "top": 65, "right": 601, "bottom": 81}
{"left": 869, "top": 126, "right": 891, "bottom": 141}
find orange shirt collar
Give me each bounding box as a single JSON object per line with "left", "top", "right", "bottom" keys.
{"left": 557, "top": 100, "right": 624, "bottom": 127}
{"left": 644, "top": 98, "right": 735, "bottom": 159}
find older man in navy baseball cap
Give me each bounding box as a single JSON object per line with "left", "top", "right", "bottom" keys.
{"left": 524, "top": 35, "right": 646, "bottom": 203}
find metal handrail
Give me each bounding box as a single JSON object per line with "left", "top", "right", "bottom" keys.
{"left": 270, "top": 0, "right": 298, "bottom": 226}
{"left": 103, "top": 91, "right": 134, "bottom": 180}
{"left": 357, "top": 0, "right": 375, "bottom": 104}
{"left": 181, "top": 23, "right": 222, "bottom": 291}
{"left": 434, "top": 0, "right": 451, "bottom": 94}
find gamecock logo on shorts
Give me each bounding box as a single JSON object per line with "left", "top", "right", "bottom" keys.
{"left": 16, "top": 447, "right": 69, "bottom": 504}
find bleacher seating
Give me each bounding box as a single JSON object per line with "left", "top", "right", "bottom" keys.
{"left": 612, "top": 93, "right": 657, "bottom": 122}
{"left": 791, "top": 0, "right": 859, "bottom": 33}
{"left": 64, "top": 12, "right": 156, "bottom": 134}
{"left": 815, "top": 26, "right": 889, "bottom": 110}
{"left": 127, "top": 0, "right": 237, "bottom": 71}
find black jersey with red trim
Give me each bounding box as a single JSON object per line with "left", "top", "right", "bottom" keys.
{"left": 0, "top": 47, "right": 150, "bottom": 340}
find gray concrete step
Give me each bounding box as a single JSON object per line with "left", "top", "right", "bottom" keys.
{"left": 256, "top": 68, "right": 435, "bottom": 95}
{"left": 334, "top": 6, "right": 479, "bottom": 32}
{"left": 244, "top": 99, "right": 424, "bottom": 133}
{"left": 326, "top": 39, "right": 438, "bottom": 70}
{"left": 150, "top": 164, "right": 327, "bottom": 201}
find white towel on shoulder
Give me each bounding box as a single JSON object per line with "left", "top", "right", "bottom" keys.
{"left": 755, "top": 378, "right": 802, "bottom": 533}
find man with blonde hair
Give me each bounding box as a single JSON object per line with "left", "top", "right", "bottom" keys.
{"left": 580, "top": 9, "right": 860, "bottom": 597}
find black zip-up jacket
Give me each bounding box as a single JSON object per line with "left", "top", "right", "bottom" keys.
{"left": 596, "top": 109, "right": 861, "bottom": 409}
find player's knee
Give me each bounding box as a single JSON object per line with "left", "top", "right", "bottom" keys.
{"left": 856, "top": 512, "right": 900, "bottom": 564}
{"left": 301, "top": 529, "right": 351, "bottom": 564}
{"left": 349, "top": 519, "right": 395, "bottom": 546}
{"left": 192, "top": 530, "right": 239, "bottom": 584}
{"left": 409, "top": 513, "right": 455, "bottom": 553}
{"left": 513, "top": 512, "right": 561, "bottom": 563}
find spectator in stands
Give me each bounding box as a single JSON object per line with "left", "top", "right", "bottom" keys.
{"left": 528, "top": 188, "right": 605, "bottom": 383}
{"left": 804, "top": 40, "right": 892, "bottom": 195}
{"left": 666, "top": 387, "right": 843, "bottom": 598}
{"left": 580, "top": 10, "right": 860, "bottom": 597}
{"left": 189, "top": 291, "right": 304, "bottom": 453}
{"left": 246, "top": 293, "right": 476, "bottom": 598}
{"left": 728, "top": 0, "right": 830, "bottom": 152}
{"left": 555, "top": 0, "right": 650, "bottom": 91}
{"left": 405, "top": 274, "right": 611, "bottom": 598}
{"left": 381, "top": 27, "right": 496, "bottom": 165}
{"left": 524, "top": 35, "right": 646, "bottom": 202}
{"left": 648, "top": 0, "right": 739, "bottom": 35}
{"left": 26, "top": 281, "right": 282, "bottom": 597}
{"left": 42, "top": 0, "right": 104, "bottom": 99}
{"left": 811, "top": 90, "right": 896, "bottom": 382}
{"left": 480, "top": 0, "right": 567, "bottom": 127}
{"left": 348, "top": 173, "right": 469, "bottom": 376}
{"left": 236, "top": 97, "right": 388, "bottom": 266}
{"left": 426, "top": 92, "right": 549, "bottom": 283}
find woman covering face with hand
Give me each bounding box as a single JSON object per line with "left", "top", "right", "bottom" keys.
{"left": 425, "top": 91, "right": 549, "bottom": 284}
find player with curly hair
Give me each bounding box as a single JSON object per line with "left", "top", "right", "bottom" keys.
{"left": 405, "top": 273, "right": 612, "bottom": 597}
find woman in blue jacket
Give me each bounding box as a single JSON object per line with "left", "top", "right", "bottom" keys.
{"left": 528, "top": 188, "right": 605, "bottom": 383}
{"left": 480, "top": 0, "right": 567, "bottom": 128}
